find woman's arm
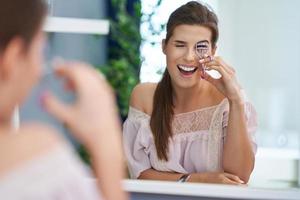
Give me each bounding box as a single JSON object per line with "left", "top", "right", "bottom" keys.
{"left": 139, "top": 168, "right": 244, "bottom": 184}
{"left": 222, "top": 100, "right": 254, "bottom": 183}
{"left": 138, "top": 168, "right": 183, "bottom": 181}
{"left": 200, "top": 56, "right": 255, "bottom": 183}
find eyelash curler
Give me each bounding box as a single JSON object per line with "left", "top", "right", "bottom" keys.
{"left": 195, "top": 42, "right": 222, "bottom": 79}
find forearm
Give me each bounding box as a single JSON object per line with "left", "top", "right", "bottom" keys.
{"left": 87, "top": 127, "right": 128, "bottom": 200}
{"left": 223, "top": 100, "right": 254, "bottom": 182}
{"left": 138, "top": 168, "right": 184, "bottom": 181}
{"left": 138, "top": 169, "right": 243, "bottom": 185}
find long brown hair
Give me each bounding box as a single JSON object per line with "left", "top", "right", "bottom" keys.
{"left": 0, "top": 0, "right": 47, "bottom": 52}
{"left": 150, "top": 1, "right": 219, "bottom": 161}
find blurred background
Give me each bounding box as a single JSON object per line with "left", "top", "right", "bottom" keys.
{"left": 18, "top": 0, "right": 300, "bottom": 190}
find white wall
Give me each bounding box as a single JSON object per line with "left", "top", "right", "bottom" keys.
{"left": 217, "top": 0, "right": 300, "bottom": 187}
{"left": 217, "top": 0, "right": 300, "bottom": 140}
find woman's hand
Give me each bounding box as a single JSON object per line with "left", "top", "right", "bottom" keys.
{"left": 190, "top": 172, "right": 245, "bottom": 185}
{"left": 199, "top": 56, "right": 243, "bottom": 103}
{"left": 41, "top": 62, "right": 120, "bottom": 148}
{"left": 41, "top": 62, "right": 127, "bottom": 200}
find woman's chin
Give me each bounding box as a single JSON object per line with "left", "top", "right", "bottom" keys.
{"left": 173, "top": 77, "right": 201, "bottom": 89}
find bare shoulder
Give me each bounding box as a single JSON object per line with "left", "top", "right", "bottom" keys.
{"left": 0, "top": 124, "right": 64, "bottom": 176}
{"left": 130, "top": 82, "right": 157, "bottom": 115}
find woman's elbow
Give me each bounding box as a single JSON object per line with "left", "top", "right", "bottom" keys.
{"left": 223, "top": 163, "right": 254, "bottom": 183}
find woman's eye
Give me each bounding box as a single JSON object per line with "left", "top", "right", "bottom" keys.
{"left": 197, "top": 45, "right": 208, "bottom": 49}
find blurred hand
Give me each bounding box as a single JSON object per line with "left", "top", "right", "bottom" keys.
{"left": 41, "top": 62, "right": 127, "bottom": 200}
{"left": 41, "top": 62, "right": 120, "bottom": 148}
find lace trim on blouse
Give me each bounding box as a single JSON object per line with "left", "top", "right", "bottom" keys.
{"left": 173, "top": 106, "right": 217, "bottom": 134}
{"left": 128, "top": 99, "right": 225, "bottom": 135}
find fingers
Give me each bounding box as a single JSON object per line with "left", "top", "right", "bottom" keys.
{"left": 41, "top": 91, "right": 73, "bottom": 125}
{"left": 205, "top": 61, "right": 233, "bottom": 76}
{"left": 199, "top": 55, "right": 214, "bottom": 63}
{"left": 223, "top": 178, "right": 241, "bottom": 185}
{"left": 224, "top": 173, "right": 244, "bottom": 184}
{"left": 214, "top": 57, "right": 235, "bottom": 74}
{"left": 200, "top": 56, "right": 235, "bottom": 75}
{"left": 53, "top": 62, "right": 108, "bottom": 96}
{"left": 52, "top": 64, "right": 83, "bottom": 94}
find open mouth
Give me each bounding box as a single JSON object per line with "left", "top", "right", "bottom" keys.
{"left": 177, "top": 64, "right": 198, "bottom": 76}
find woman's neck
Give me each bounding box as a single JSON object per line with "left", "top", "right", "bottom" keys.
{"left": 0, "top": 120, "right": 13, "bottom": 133}
{"left": 172, "top": 81, "right": 210, "bottom": 113}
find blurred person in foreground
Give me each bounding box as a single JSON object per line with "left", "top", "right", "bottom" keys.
{"left": 0, "top": 0, "right": 127, "bottom": 199}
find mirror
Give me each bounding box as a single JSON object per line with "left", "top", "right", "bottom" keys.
{"left": 127, "top": 0, "right": 300, "bottom": 191}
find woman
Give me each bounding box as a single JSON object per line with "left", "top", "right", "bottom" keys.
{"left": 123, "top": 1, "right": 257, "bottom": 184}
{"left": 0, "top": 0, "right": 127, "bottom": 199}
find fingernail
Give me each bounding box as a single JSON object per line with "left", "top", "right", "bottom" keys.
{"left": 199, "top": 59, "right": 205, "bottom": 63}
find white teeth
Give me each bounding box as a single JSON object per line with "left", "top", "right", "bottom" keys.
{"left": 178, "top": 65, "right": 196, "bottom": 72}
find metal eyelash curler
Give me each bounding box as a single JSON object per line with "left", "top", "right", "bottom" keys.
{"left": 195, "top": 42, "right": 209, "bottom": 73}
{"left": 195, "top": 41, "right": 222, "bottom": 79}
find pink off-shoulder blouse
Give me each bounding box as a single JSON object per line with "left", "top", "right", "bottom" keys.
{"left": 0, "top": 144, "right": 101, "bottom": 199}
{"left": 123, "top": 98, "right": 258, "bottom": 179}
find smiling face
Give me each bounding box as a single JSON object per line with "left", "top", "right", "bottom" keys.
{"left": 162, "top": 24, "right": 216, "bottom": 89}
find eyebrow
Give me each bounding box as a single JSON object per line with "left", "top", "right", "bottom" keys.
{"left": 173, "top": 40, "right": 210, "bottom": 44}
{"left": 196, "top": 40, "right": 209, "bottom": 44}
{"left": 174, "top": 40, "right": 187, "bottom": 44}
